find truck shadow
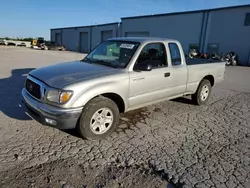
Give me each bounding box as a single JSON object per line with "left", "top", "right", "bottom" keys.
{"left": 63, "top": 108, "right": 151, "bottom": 139}
{"left": 0, "top": 68, "right": 35, "bottom": 120}
{"left": 171, "top": 97, "right": 195, "bottom": 105}
{"left": 63, "top": 129, "right": 82, "bottom": 138}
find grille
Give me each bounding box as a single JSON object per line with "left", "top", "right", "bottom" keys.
{"left": 26, "top": 78, "right": 41, "bottom": 99}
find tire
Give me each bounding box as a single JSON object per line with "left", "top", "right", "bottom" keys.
{"left": 225, "top": 60, "right": 231, "bottom": 66}
{"left": 192, "top": 79, "right": 212, "bottom": 105}
{"left": 77, "top": 96, "right": 120, "bottom": 140}
{"left": 188, "top": 54, "right": 193, "bottom": 58}
{"left": 232, "top": 60, "right": 237, "bottom": 66}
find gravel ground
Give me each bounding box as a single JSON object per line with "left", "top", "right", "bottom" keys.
{"left": 0, "top": 47, "right": 249, "bottom": 188}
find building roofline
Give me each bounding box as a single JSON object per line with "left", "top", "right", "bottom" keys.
{"left": 50, "top": 22, "right": 120, "bottom": 30}
{"left": 121, "top": 4, "right": 250, "bottom": 20}
{"left": 109, "top": 37, "right": 178, "bottom": 43}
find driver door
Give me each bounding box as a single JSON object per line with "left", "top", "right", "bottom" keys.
{"left": 129, "top": 43, "right": 172, "bottom": 108}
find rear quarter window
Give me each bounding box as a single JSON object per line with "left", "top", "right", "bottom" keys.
{"left": 168, "top": 43, "right": 182, "bottom": 66}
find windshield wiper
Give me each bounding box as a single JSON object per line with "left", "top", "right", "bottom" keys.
{"left": 81, "top": 57, "right": 95, "bottom": 63}
{"left": 95, "top": 60, "right": 120, "bottom": 68}
{"left": 88, "top": 59, "right": 118, "bottom": 68}
{"left": 82, "top": 58, "right": 119, "bottom": 68}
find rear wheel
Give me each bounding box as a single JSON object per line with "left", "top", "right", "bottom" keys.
{"left": 192, "top": 79, "right": 211, "bottom": 105}
{"left": 77, "top": 96, "right": 120, "bottom": 140}
{"left": 232, "top": 60, "right": 237, "bottom": 66}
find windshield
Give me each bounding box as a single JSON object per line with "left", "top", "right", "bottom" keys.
{"left": 83, "top": 40, "right": 140, "bottom": 68}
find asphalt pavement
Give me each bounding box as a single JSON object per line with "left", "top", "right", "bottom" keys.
{"left": 0, "top": 47, "right": 249, "bottom": 188}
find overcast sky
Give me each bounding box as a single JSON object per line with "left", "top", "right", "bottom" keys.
{"left": 0, "top": 0, "right": 249, "bottom": 40}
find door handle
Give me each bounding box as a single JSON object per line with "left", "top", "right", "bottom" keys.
{"left": 164, "top": 72, "right": 170, "bottom": 77}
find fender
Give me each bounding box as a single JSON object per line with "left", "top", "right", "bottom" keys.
{"left": 68, "top": 80, "right": 129, "bottom": 110}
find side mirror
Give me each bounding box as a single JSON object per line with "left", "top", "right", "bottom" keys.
{"left": 134, "top": 62, "right": 152, "bottom": 71}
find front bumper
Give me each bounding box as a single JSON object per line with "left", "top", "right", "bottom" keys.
{"left": 21, "top": 88, "right": 82, "bottom": 129}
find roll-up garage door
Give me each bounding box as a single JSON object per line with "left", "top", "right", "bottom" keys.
{"left": 55, "top": 33, "right": 62, "bottom": 44}
{"left": 101, "top": 30, "right": 113, "bottom": 42}
{"left": 80, "top": 32, "right": 89, "bottom": 53}
{"left": 125, "top": 31, "right": 150, "bottom": 37}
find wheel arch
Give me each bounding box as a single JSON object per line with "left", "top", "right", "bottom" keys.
{"left": 79, "top": 92, "right": 126, "bottom": 113}
{"left": 98, "top": 93, "right": 126, "bottom": 113}
{"left": 202, "top": 75, "right": 214, "bottom": 87}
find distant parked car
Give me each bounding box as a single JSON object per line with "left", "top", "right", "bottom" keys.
{"left": 7, "top": 42, "right": 16, "bottom": 46}
{"left": 42, "top": 42, "right": 66, "bottom": 51}
{"left": 17, "top": 42, "right": 26, "bottom": 47}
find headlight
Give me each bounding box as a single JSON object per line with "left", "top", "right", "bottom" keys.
{"left": 46, "top": 89, "right": 73, "bottom": 104}
{"left": 47, "top": 89, "right": 60, "bottom": 103}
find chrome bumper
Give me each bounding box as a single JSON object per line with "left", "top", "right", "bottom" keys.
{"left": 21, "top": 88, "right": 82, "bottom": 129}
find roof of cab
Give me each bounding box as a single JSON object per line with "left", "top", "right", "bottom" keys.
{"left": 108, "top": 37, "right": 178, "bottom": 43}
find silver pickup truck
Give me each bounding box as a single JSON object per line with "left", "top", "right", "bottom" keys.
{"left": 22, "top": 37, "right": 225, "bottom": 140}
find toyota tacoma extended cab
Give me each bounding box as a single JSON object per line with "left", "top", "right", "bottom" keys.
{"left": 22, "top": 37, "right": 225, "bottom": 140}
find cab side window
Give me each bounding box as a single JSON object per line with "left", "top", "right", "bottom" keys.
{"left": 136, "top": 43, "right": 167, "bottom": 68}
{"left": 169, "top": 43, "right": 182, "bottom": 66}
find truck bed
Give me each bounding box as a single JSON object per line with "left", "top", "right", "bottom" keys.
{"left": 186, "top": 58, "right": 224, "bottom": 65}
{"left": 185, "top": 58, "right": 225, "bottom": 94}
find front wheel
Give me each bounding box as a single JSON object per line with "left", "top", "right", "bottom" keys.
{"left": 192, "top": 79, "right": 212, "bottom": 105}
{"left": 225, "top": 60, "right": 231, "bottom": 66}
{"left": 77, "top": 96, "right": 120, "bottom": 140}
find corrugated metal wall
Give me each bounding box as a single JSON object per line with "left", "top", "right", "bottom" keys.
{"left": 51, "top": 6, "right": 250, "bottom": 65}
{"left": 121, "top": 12, "right": 204, "bottom": 53}
{"left": 57, "top": 27, "right": 92, "bottom": 52}
{"left": 51, "top": 23, "right": 119, "bottom": 53}
{"left": 91, "top": 23, "right": 119, "bottom": 49}
{"left": 62, "top": 28, "right": 78, "bottom": 51}
{"left": 50, "top": 29, "right": 61, "bottom": 43}
{"left": 206, "top": 7, "right": 250, "bottom": 65}
{"left": 121, "top": 6, "right": 250, "bottom": 65}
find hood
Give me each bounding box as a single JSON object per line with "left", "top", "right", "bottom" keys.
{"left": 29, "top": 61, "right": 118, "bottom": 88}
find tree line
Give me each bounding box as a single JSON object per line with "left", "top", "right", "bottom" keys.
{"left": 0, "top": 37, "right": 34, "bottom": 41}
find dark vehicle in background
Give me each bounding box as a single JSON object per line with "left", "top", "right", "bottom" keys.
{"left": 42, "top": 42, "right": 66, "bottom": 51}
{"left": 188, "top": 49, "right": 199, "bottom": 58}
{"left": 17, "top": 42, "right": 27, "bottom": 47}
{"left": 31, "top": 37, "right": 45, "bottom": 49}
{"left": 187, "top": 48, "right": 239, "bottom": 66}
{"left": 7, "top": 42, "right": 16, "bottom": 46}
{"left": 188, "top": 49, "right": 208, "bottom": 59}
{"left": 222, "top": 52, "right": 238, "bottom": 66}
{"left": 207, "top": 53, "right": 222, "bottom": 60}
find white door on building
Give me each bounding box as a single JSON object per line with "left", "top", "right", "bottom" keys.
{"left": 101, "top": 30, "right": 113, "bottom": 42}
{"left": 80, "top": 32, "right": 89, "bottom": 53}
{"left": 125, "top": 31, "right": 150, "bottom": 37}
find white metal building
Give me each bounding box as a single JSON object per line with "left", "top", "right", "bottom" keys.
{"left": 51, "top": 5, "right": 250, "bottom": 65}
{"left": 51, "top": 22, "right": 120, "bottom": 53}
